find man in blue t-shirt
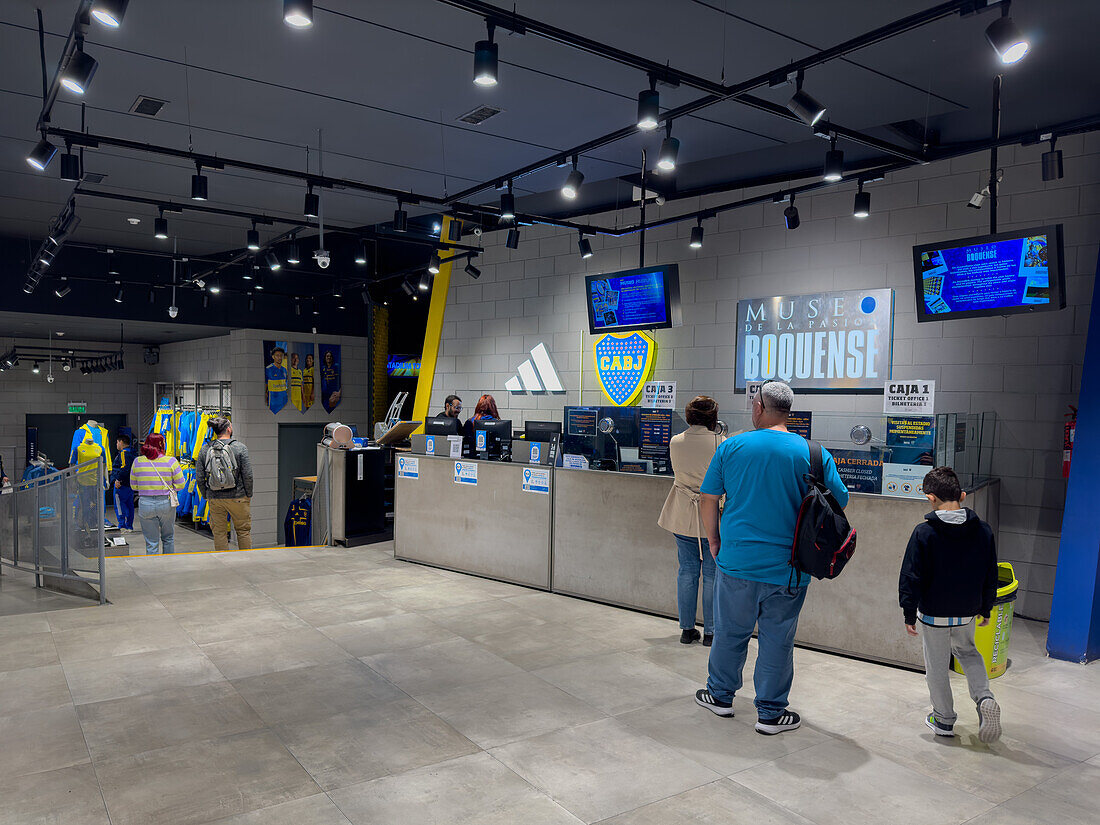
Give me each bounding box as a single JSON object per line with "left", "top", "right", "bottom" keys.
{"left": 265, "top": 346, "right": 289, "bottom": 414}
{"left": 694, "top": 379, "right": 849, "bottom": 735}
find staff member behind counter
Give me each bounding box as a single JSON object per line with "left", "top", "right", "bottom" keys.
{"left": 658, "top": 396, "right": 725, "bottom": 647}
{"left": 462, "top": 394, "right": 500, "bottom": 445}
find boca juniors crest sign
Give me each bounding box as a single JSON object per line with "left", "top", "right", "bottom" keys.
{"left": 594, "top": 331, "right": 656, "bottom": 406}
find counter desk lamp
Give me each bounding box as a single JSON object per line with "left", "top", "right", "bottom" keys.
{"left": 597, "top": 417, "right": 621, "bottom": 471}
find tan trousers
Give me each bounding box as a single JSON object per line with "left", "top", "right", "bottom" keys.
{"left": 208, "top": 497, "right": 252, "bottom": 552}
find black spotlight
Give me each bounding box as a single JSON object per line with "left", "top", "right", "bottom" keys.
{"left": 447, "top": 219, "right": 462, "bottom": 243}
{"left": 286, "top": 237, "right": 300, "bottom": 265}
{"left": 637, "top": 83, "right": 659, "bottom": 130}
{"left": 60, "top": 47, "right": 98, "bottom": 95}
{"left": 853, "top": 182, "right": 871, "bottom": 218}
{"left": 465, "top": 258, "right": 481, "bottom": 279}
{"left": 1042, "top": 140, "right": 1063, "bottom": 181}
{"left": 91, "top": 0, "right": 129, "bottom": 27}
{"left": 54, "top": 284, "right": 71, "bottom": 298}
{"left": 562, "top": 156, "right": 584, "bottom": 200}
{"left": 428, "top": 252, "right": 442, "bottom": 275}
{"left": 360, "top": 289, "right": 370, "bottom": 305}
{"left": 26, "top": 137, "right": 58, "bottom": 171}
{"left": 148, "top": 287, "right": 155, "bottom": 304}
{"left": 154, "top": 210, "right": 168, "bottom": 239}
{"left": 401, "top": 280, "right": 415, "bottom": 297}
{"left": 202, "top": 293, "right": 209, "bottom": 308}
{"left": 986, "top": 14, "right": 1029, "bottom": 65}
{"left": 39, "top": 248, "right": 56, "bottom": 267}
{"left": 114, "top": 287, "right": 124, "bottom": 303}
{"left": 506, "top": 227, "right": 520, "bottom": 249}
{"left": 50, "top": 211, "right": 79, "bottom": 245}
{"left": 248, "top": 293, "right": 255, "bottom": 312}
{"left": 823, "top": 136, "right": 844, "bottom": 182}
{"left": 393, "top": 203, "right": 408, "bottom": 232}
{"left": 247, "top": 223, "right": 260, "bottom": 251}
{"left": 355, "top": 240, "right": 368, "bottom": 265}
{"left": 500, "top": 183, "right": 515, "bottom": 221}
{"left": 283, "top": 0, "right": 313, "bottom": 28}
{"left": 265, "top": 251, "right": 281, "bottom": 271}
{"left": 784, "top": 195, "right": 800, "bottom": 230}
{"left": 657, "top": 122, "right": 679, "bottom": 171}
{"left": 59, "top": 151, "right": 81, "bottom": 181}
{"left": 786, "top": 74, "right": 827, "bottom": 127}
{"left": 418, "top": 271, "right": 431, "bottom": 292}
{"left": 578, "top": 232, "right": 593, "bottom": 259}
{"left": 304, "top": 184, "right": 319, "bottom": 218}
{"left": 191, "top": 165, "right": 208, "bottom": 200}
{"left": 474, "top": 25, "right": 498, "bottom": 87}
{"left": 690, "top": 219, "right": 704, "bottom": 249}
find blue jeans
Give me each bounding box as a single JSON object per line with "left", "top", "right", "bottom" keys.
{"left": 707, "top": 571, "right": 808, "bottom": 719}
{"left": 674, "top": 534, "right": 715, "bottom": 634}
{"left": 137, "top": 495, "right": 175, "bottom": 554}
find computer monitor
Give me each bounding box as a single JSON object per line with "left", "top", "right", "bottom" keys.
{"left": 424, "top": 416, "right": 462, "bottom": 436}
{"left": 473, "top": 419, "right": 512, "bottom": 460}
{"left": 525, "top": 420, "right": 562, "bottom": 441}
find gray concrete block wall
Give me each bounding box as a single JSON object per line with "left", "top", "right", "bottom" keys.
{"left": 429, "top": 134, "right": 1100, "bottom": 620}
{"left": 0, "top": 339, "right": 156, "bottom": 473}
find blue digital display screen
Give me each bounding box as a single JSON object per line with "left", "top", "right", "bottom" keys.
{"left": 589, "top": 271, "right": 669, "bottom": 330}
{"left": 918, "top": 234, "right": 1051, "bottom": 315}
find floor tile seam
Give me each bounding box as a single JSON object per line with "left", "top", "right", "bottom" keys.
{"left": 995, "top": 679, "right": 1100, "bottom": 714}
{"left": 65, "top": 645, "right": 228, "bottom": 708}
{"left": 480, "top": 748, "right": 582, "bottom": 818}
{"left": 84, "top": 747, "right": 120, "bottom": 825}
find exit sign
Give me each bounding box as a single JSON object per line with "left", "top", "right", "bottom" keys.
{"left": 68, "top": 402, "right": 86, "bottom": 414}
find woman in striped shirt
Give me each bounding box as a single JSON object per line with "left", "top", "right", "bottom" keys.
{"left": 131, "top": 433, "right": 185, "bottom": 555}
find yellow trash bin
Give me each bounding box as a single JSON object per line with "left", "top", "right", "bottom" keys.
{"left": 954, "top": 562, "right": 1018, "bottom": 679}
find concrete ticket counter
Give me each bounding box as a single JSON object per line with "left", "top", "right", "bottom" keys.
{"left": 395, "top": 459, "right": 999, "bottom": 670}
{"left": 394, "top": 455, "right": 552, "bottom": 589}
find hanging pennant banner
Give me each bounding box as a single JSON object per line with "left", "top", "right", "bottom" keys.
{"left": 290, "top": 342, "right": 316, "bottom": 413}
{"left": 319, "top": 343, "right": 342, "bottom": 413}
{"left": 263, "top": 340, "right": 290, "bottom": 414}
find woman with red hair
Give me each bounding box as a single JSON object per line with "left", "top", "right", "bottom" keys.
{"left": 463, "top": 394, "right": 501, "bottom": 452}
{"left": 130, "top": 433, "right": 185, "bottom": 554}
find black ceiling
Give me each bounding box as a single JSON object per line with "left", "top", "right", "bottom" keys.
{"left": 1, "top": 0, "right": 1097, "bottom": 303}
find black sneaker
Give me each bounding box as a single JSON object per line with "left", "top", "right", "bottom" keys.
{"left": 755, "top": 710, "right": 801, "bottom": 735}
{"left": 977, "top": 698, "right": 1001, "bottom": 743}
{"left": 702, "top": 634, "right": 713, "bottom": 647}
{"left": 680, "top": 628, "right": 701, "bottom": 645}
{"left": 924, "top": 713, "right": 955, "bottom": 737}
{"left": 695, "top": 689, "right": 734, "bottom": 717}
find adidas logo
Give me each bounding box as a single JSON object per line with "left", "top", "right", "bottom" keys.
{"left": 505, "top": 343, "right": 564, "bottom": 393}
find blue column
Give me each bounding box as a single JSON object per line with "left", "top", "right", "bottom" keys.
{"left": 1048, "top": 248, "right": 1100, "bottom": 663}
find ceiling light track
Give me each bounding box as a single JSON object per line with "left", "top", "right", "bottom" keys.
{"left": 436, "top": 0, "right": 979, "bottom": 203}
{"left": 45, "top": 127, "right": 604, "bottom": 237}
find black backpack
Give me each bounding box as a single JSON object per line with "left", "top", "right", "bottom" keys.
{"left": 789, "top": 441, "right": 856, "bottom": 588}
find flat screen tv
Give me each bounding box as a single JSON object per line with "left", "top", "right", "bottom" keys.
{"left": 585, "top": 264, "right": 682, "bottom": 334}
{"left": 913, "top": 224, "right": 1065, "bottom": 323}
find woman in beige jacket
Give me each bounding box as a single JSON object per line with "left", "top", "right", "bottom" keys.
{"left": 658, "top": 396, "right": 725, "bottom": 645}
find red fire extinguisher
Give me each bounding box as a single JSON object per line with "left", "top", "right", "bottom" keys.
{"left": 1064, "top": 405, "right": 1077, "bottom": 479}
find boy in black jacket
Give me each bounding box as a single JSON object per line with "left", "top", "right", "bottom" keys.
{"left": 899, "top": 466, "right": 1001, "bottom": 743}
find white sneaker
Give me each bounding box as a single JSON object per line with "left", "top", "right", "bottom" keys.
{"left": 977, "top": 698, "right": 1001, "bottom": 743}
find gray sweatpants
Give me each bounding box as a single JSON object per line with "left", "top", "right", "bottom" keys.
{"left": 920, "top": 622, "right": 994, "bottom": 726}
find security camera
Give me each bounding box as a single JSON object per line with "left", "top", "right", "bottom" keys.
{"left": 472, "top": 227, "right": 483, "bottom": 237}
{"left": 654, "top": 194, "right": 666, "bottom": 206}
{"left": 313, "top": 249, "right": 331, "bottom": 269}
{"left": 967, "top": 190, "right": 986, "bottom": 209}
{"left": 168, "top": 305, "right": 179, "bottom": 318}
{"left": 46, "top": 373, "right": 55, "bottom": 384}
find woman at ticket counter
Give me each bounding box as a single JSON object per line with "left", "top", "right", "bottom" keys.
{"left": 463, "top": 394, "right": 500, "bottom": 453}
{"left": 658, "top": 396, "right": 725, "bottom": 646}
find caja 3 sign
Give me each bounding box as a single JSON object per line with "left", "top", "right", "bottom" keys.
{"left": 594, "top": 331, "right": 656, "bottom": 406}
{"left": 736, "top": 289, "right": 893, "bottom": 390}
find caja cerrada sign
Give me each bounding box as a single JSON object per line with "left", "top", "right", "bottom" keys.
{"left": 735, "top": 289, "right": 894, "bottom": 390}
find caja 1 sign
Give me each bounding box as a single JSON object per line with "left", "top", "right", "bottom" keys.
{"left": 736, "top": 289, "right": 893, "bottom": 390}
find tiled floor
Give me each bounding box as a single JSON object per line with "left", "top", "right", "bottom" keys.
{"left": 0, "top": 545, "right": 1097, "bottom": 825}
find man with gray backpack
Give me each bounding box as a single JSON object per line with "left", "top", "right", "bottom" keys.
{"left": 196, "top": 417, "right": 254, "bottom": 551}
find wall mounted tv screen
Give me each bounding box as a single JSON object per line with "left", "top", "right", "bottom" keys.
{"left": 585, "top": 264, "right": 682, "bottom": 335}
{"left": 913, "top": 224, "right": 1065, "bottom": 323}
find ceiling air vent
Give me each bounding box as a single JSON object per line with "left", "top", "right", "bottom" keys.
{"left": 83, "top": 172, "right": 106, "bottom": 184}
{"left": 128, "top": 96, "right": 168, "bottom": 117}
{"left": 457, "top": 105, "right": 503, "bottom": 125}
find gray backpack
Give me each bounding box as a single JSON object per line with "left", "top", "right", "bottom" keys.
{"left": 204, "top": 440, "right": 239, "bottom": 491}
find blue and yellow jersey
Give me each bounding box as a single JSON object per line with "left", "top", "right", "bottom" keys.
{"left": 290, "top": 367, "right": 303, "bottom": 411}
{"left": 302, "top": 367, "right": 314, "bottom": 409}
